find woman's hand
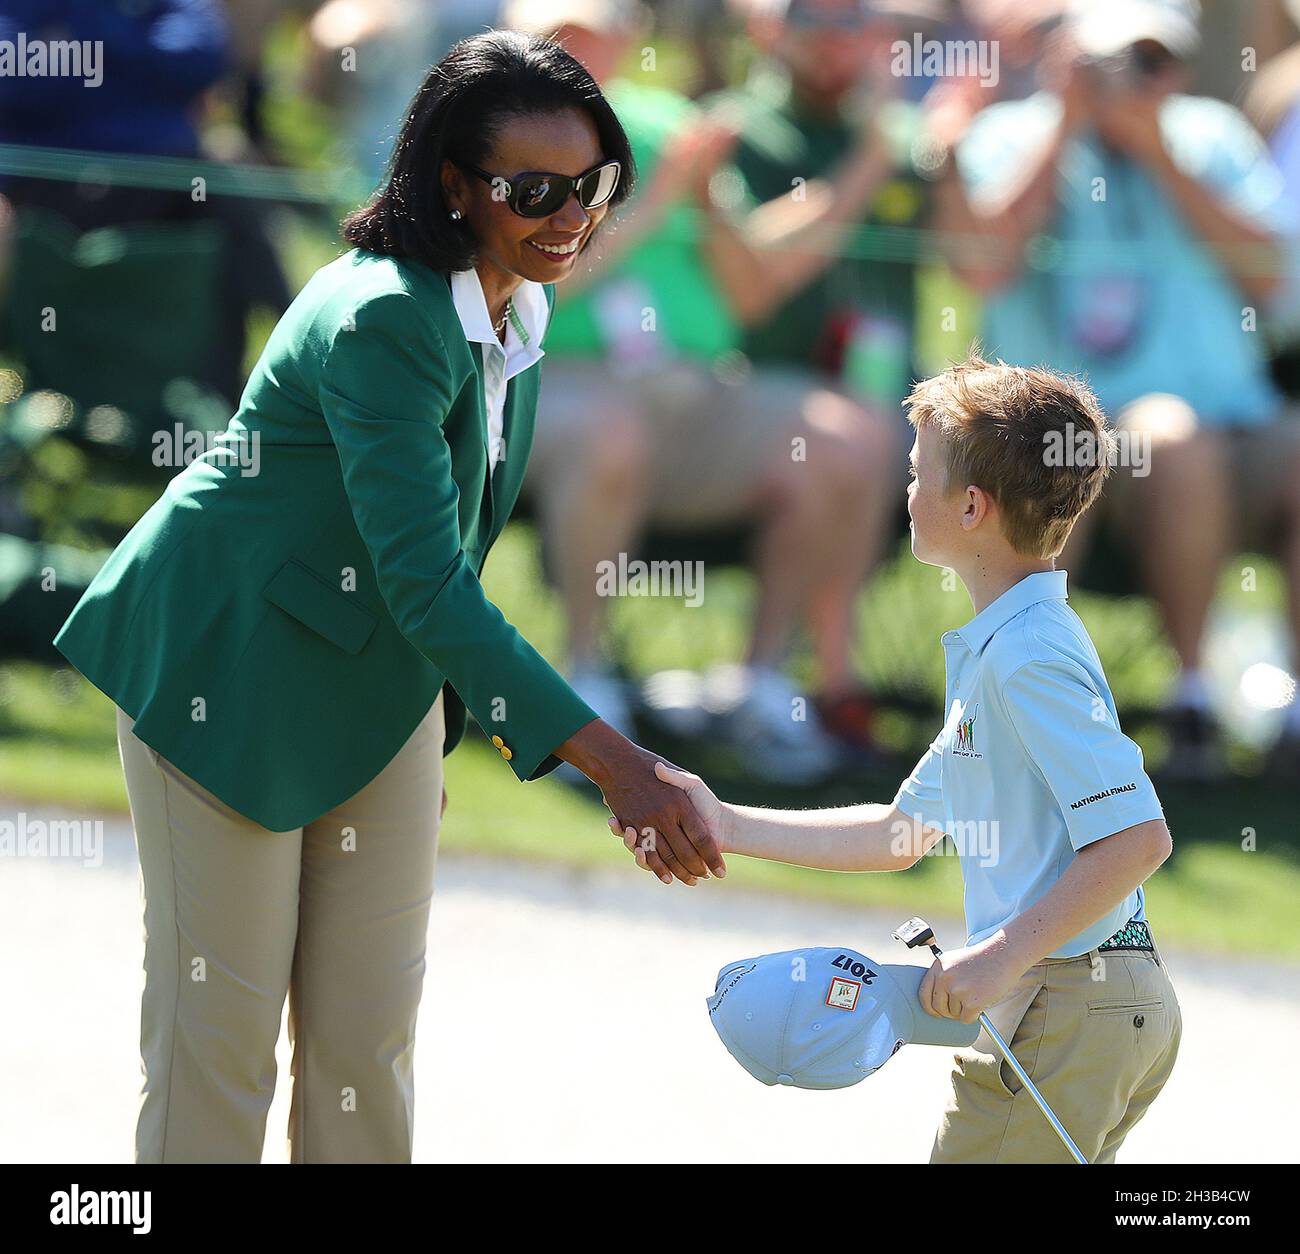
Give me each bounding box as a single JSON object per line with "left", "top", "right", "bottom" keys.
{"left": 609, "top": 761, "right": 729, "bottom": 884}
{"left": 601, "top": 747, "right": 727, "bottom": 887}
{"left": 557, "top": 719, "right": 726, "bottom": 886}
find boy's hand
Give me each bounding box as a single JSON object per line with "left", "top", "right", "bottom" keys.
{"left": 651, "top": 762, "right": 727, "bottom": 850}
{"left": 918, "top": 934, "right": 1025, "bottom": 1024}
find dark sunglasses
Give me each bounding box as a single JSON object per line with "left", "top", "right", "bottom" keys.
{"left": 459, "top": 158, "right": 621, "bottom": 219}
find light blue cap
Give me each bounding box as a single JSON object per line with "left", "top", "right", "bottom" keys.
{"left": 707, "top": 947, "right": 979, "bottom": 1089}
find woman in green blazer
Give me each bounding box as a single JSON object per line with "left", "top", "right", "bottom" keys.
{"left": 54, "top": 31, "right": 724, "bottom": 1164}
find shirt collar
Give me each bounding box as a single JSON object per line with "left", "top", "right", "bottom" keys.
{"left": 952, "top": 570, "right": 1069, "bottom": 655}
{"left": 449, "top": 268, "right": 548, "bottom": 373}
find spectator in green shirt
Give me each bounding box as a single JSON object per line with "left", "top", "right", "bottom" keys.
{"left": 703, "top": 0, "right": 935, "bottom": 747}
{"left": 509, "top": 0, "right": 905, "bottom": 779}
{"left": 702, "top": 0, "right": 931, "bottom": 405}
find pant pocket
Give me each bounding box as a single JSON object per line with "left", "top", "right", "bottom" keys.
{"left": 1088, "top": 997, "right": 1171, "bottom": 1062}
{"left": 1089, "top": 949, "right": 1170, "bottom": 1037}
{"left": 989, "top": 979, "right": 1049, "bottom": 1099}
{"left": 1086, "top": 998, "right": 1165, "bottom": 1016}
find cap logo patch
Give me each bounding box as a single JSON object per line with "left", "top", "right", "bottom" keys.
{"left": 826, "top": 977, "right": 861, "bottom": 1011}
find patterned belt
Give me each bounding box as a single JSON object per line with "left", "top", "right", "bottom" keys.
{"left": 1098, "top": 918, "right": 1154, "bottom": 953}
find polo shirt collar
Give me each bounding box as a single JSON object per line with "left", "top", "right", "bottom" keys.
{"left": 449, "top": 267, "right": 548, "bottom": 370}
{"left": 954, "top": 570, "right": 1069, "bottom": 655}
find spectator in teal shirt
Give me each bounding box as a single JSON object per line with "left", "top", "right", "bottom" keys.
{"left": 942, "top": 0, "right": 1300, "bottom": 779}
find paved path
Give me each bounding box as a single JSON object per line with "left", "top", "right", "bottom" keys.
{"left": 2, "top": 811, "right": 1296, "bottom": 1163}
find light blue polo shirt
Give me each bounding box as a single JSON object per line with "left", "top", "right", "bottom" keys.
{"left": 893, "top": 571, "right": 1165, "bottom": 958}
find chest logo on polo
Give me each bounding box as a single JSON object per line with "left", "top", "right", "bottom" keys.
{"left": 952, "top": 703, "right": 982, "bottom": 759}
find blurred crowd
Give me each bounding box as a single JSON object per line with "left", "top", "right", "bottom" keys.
{"left": 2, "top": 0, "right": 1300, "bottom": 786}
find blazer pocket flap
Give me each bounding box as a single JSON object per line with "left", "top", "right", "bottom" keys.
{"left": 262, "top": 559, "right": 377, "bottom": 655}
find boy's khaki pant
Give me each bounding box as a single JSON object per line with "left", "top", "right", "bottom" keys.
{"left": 115, "top": 696, "right": 445, "bottom": 1164}
{"left": 931, "top": 944, "right": 1181, "bottom": 1164}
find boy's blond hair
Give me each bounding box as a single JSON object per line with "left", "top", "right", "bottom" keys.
{"left": 904, "top": 355, "right": 1116, "bottom": 560}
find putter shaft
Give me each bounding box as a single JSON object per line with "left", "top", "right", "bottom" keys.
{"left": 976, "top": 1011, "right": 1087, "bottom": 1165}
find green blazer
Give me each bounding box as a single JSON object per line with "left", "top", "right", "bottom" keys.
{"left": 54, "top": 248, "right": 597, "bottom": 830}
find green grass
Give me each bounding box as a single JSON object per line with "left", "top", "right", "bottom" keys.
{"left": 6, "top": 694, "right": 1292, "bottom": 958}
{"left": 3, "top": 524, "right": 1298, "bottom": 958}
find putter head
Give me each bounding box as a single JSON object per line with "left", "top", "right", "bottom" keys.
{"left": 892, "top": 916, "right": 936, "bottom": 950}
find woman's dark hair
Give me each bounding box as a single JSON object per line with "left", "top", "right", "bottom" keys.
{"left": 342, "top": 30, "right": 636, "bottom": 272}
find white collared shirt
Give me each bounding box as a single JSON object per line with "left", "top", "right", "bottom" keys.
{"left": 450, "top": 268, "right": 548, "bottom": 473}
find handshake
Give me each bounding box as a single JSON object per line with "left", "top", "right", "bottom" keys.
{"left": 558, "top": 717, "right": 727, "bottom": 885}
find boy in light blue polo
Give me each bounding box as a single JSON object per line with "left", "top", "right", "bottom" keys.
{"left": 641, "top": 356, "right": 1182, "bottom": 1163}
{"left": 893, "top": 567, "right": 1164, "bottom": 959}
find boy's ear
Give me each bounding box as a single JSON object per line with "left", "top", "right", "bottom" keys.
{"left": 961, "top": 485, "right": 992, "bottom": 531}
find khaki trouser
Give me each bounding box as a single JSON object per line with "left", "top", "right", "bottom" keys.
{"left": 931, "top": 942, "right": 1182, "bottom": 1164}
{"left": 116, "top": 695, "right": 445, "bottom": 1164}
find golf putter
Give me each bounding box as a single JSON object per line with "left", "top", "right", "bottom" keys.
{"left": 892, "top": 916, "right": 1088, "bottom": 1165}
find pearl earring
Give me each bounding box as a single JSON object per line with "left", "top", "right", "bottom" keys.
{"left": 449, "top": 208, "right": 463, "bottom": 221}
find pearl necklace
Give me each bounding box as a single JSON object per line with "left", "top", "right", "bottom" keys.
{"left": 493, "top": 299, "right": 512, "bottom": 339}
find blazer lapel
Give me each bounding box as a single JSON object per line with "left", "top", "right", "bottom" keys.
{"left": 467, "top": 339, "right": 495, "bottom": 545}
{"left": 490, "top": 281, "right": 551, "bottom": 546}
{"left": 490, "top": 363, "right": 539, "bottom": 548}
